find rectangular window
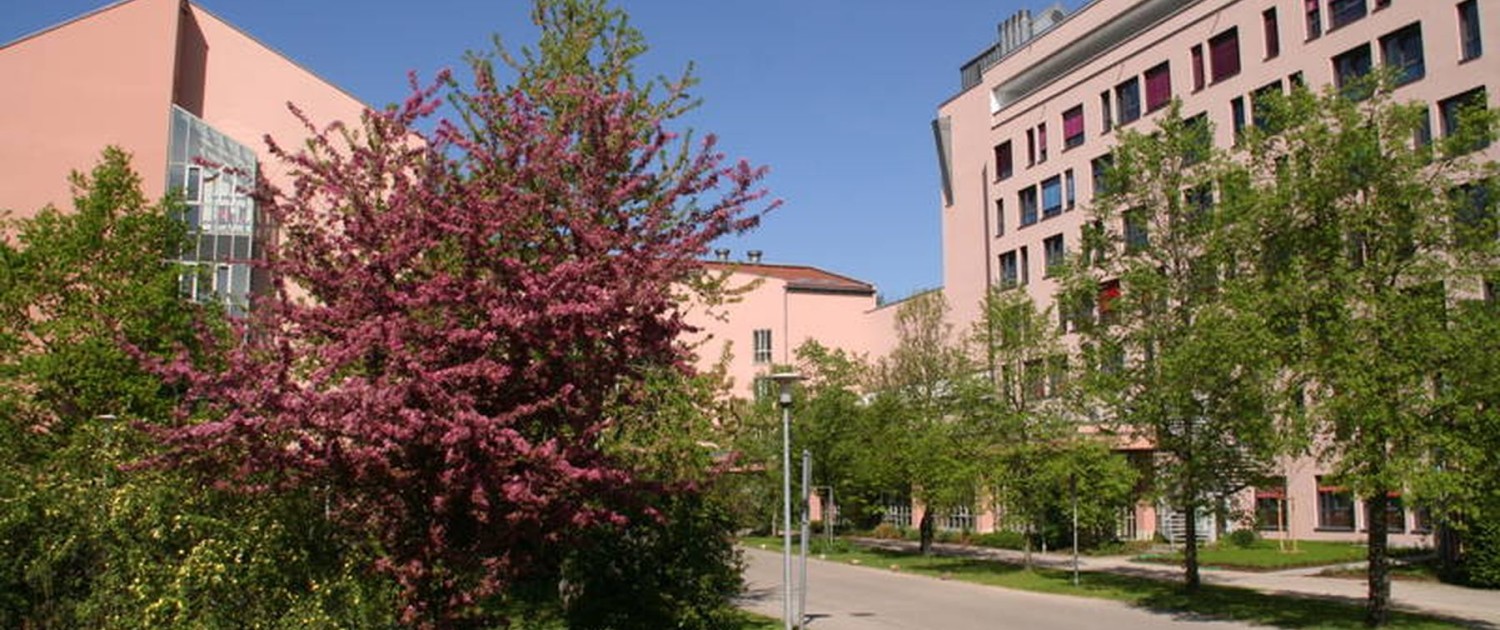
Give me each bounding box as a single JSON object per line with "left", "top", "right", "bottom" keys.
{"left": 1041, "top": 176, "right": 1063, "bottom": 218}
{"left": 1453, "top": 180, "right": 1496, "bottom": 247}
{"left": 1317, "top": 478, "right": 1357, "bottom": 530}
{"left": 1256, "top": 481, "right": 1287, "bottom": 531}
{"left": 995, "top": 141, "right": 1014, "bottom": 180}
{"left": 1091, "top": 153, "right": 1114, "bottom": 197}
{"left": 1026, "top": 129, "right": 1037, "bottom": 166}
{"left": 1210, "top": 28, "right": 1242, "bottom": 82}
{"left": 1413, "top": 506, "right": 1434, "bottom": 533}
{"left": 1231, "top": 96, "right": 1247, "bottom": 141}
{"left": 1065, "top": 169, "right": 1076, "bottom": 209}
{"left": 1023, "top": 358, "right": 1047, "bottom": 400}
{"left": 1440, "top": 87, "right": 1491, "bottom": 152}
{"left": 1329, "top": 0, "right": 1368, "bottom": 30}
{"left": 1264, "top": 8, "right": 1281, "bottom": 58}
{"left": 1116, "top": 77, "right": 1142, "bottom": 124}
{"left": 1019, "top": 187, "right": 1040, "bottom": 226}
{"left": 1100, "top": 91, "right": 1114, "bottom": 132}
{"left": 1191, "top": 44, "right": 1206, "bottom": 91}
{"left": 1063, "top": 105, "right": 1085, "bottom": 149}
{"left": 1384, "top": 495, "right": 1407, "bottom": 533}
{"left": 999, "top": 250, "right": 1021, "bottom": 288}
{"left": 183, "top": 165, "right": 203, "bottom": 203}
{"left": 1333, "top": 43, "right": 1373, "bottom": 98}
{"left": 1415, "top": 105, "right": 1433, "bottom": 147}
{"left": 1043, "top": 233, "right": 1066, "bottom": 276}
{"left": 753, "top": 328, "right": 772, "bottom": 364}
{"left": 1037, "top": 123, "right": 1049, "bottom": 163}
{"left": 1124, "top": 207, "right": 1150, "bottom": 251}
{"left": 1306, "top": 0, "right": 1323, "bottom": 39}
{"left": 1460, "top": 0, "right": 1483, "bottom": 61}
{"left": 1253, "top": 81, "right": 1283, "bottom": 130}
{"left": 1097, "top": 279, "right": 1121, "bottom": 327}
{"left": 995, "top": 198, "right": 1006, "bottom": 236}
{"left": 1020, "top": 246, "right": 1030, "bottom": 285}
{"left": 1184, "top": 113, "right": 1211, "bottom": 165}
{"left": 1144, "top": 62, "right": 1172, "bottom": 112}
{"left": 1380, "top": 23, "right": 1425, "bottom": 86}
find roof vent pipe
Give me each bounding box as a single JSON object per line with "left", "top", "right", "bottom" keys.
{"left": 714, "top": 248, "right": 730, "bottom": 262}
{"left": 747, "top": 250, "right": 763, "bottom": 264}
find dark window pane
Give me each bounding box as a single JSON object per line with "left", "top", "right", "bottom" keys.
{"left": 1379, "top": 23, "right": 1424, "bottom": 86}
{"left": 1144, "top": 62, "right": 1172, "bottom": 112}
{"left": 1210, "top": 28, "right": 1241, "bottom": 82}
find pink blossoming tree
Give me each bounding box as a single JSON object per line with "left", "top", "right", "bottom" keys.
{"left": 149, "top": 1, "right": 772, "bottom": 626}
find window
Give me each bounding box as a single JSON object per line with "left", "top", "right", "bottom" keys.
{"left": 1100, "top": 91, "right": 1114, "bottom": 132}
{"left": 1415, "top": 105, "right": 1433, "bottom": 147}
{"left": 1380, "top": 23, "right": 1425, "bottom": 86}
{"left": 753, "top": 377, "right": 773, "bottom": 402}
{"left": 1191, "top": 45, "right": 1206, "bottom": 91}
{"left": 1047, "top": 355, "right": 1068, "bottom": 397}
{"left": 1097, "top": 279, "right": 1121, "bottom": 327}
{"left": 1256, "top": 481, "right": 1287, "bottom": 531}
{"left": 995, "top": 141, "right": 1014, "bottom": 180}
{"left": 995, "top": 199, "right": 1006, "bottom": 236}
{"left": 1317, "top": 478, "right": 1356, "bottom": 530}
{"left": 1116, "top": 77, "right": 1142, "bottom": 124}
{"left": 1124, "top": 208, "right": 1150, "bottom": 251}
{"left": 1185, "top": 184, "right": 1214, "bottom": 222}
{"left": 1023, "top": 358, "right": 1047, "bottom": 400}
{"left": 1460, "top": 0, "right": 1483, "bottom": 61}
{"left": 1332, "top": 43, "right": 1373, "bottom": 98}
{"left": 1210, "top": 28, "right": 1241, "bottom": 83}
{"left": 1306, "top": 0, "right": 1323, "bottom": 39}
{"left": 1413, "top": 506, "right": 1434, "bottom": 533}
{"left": 1184, "top": 113, "right": 1211, "bottom": 165}
{"left": 1453, "top": 180, "right": 1496, "bottom": 247}
{"left": 1144, "top": 62, "right": 1172, "bottom": 112}
{"left": 753, "top": 328, "right": 772, "bottom": 364}
{"left": 1040, "top": 176, "right": 1064, "bottom": 219}
{"left": 1043, "top": 234, "right": 1066, "bottom": 276}
{"left": 1384, "top": 494, "right": 1407, "bottom": 533}
{"left": 1264, "top": 8, "right": 1281, "bottom": 58}
{"left": 182, "top": 165, "right": 203, "bottom": 203}
{"left": 1440, "top": 87, "right": 1491, "bottom": 153}
{"left": 1020, "top": 246, "right": 1030, "bottom": 285}
{"left": 998, "top": 250, "right": 1021, "bottom": 288}
{"left": 1253, "top": 81, "right": 1283, "bottom": 130}
{"left": 1019, "top": 187, "right": 1039, "bottom": 226}
{"left": 1063, "top": 105, "right": 1085, "bottom": 149}
{"left": 1026, "top": 128, "right": 1037, "bottom": 166}
{"left": 1231, "top": 96, "right": 1247, "bottom": 141}
{"left": 1037, "top": 123, "right": 1049, "bottom": 163}
{"left": 1065, "top": 169, "right": 1076, "bottom": 209}
{"left": 1091, "top": 153, "right": 1114, "bottom": 196}
{"left": 1329, "top": 0, "right": 1368, "bottom": 30}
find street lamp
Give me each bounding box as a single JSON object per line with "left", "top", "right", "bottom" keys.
{"left": 769, "top": 371, "right": 803, "bottom": 630}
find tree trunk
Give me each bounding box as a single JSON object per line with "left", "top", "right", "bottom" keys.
{"left": 1024, "top": 522, "right": 1034, "bottom": 569}
{"left": 919, "top": 510, "right": 935, "bottom": 556}
{"left": 1366, "top": 492, "right": 1391, "bottom": 627}
{"left": 1183, "top": 507, "right": 1202, "bottom": 593}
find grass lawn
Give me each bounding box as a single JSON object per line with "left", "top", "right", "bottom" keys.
{"left": 1133, "top": 539, "right": 1373, "bottom": 571}
{"left": 737, "top": 537, "right": 1465, "bottom": 629}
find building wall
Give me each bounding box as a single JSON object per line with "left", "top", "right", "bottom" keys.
{"left": 0, "top": 0, "right": 181, "bottom": 217}
{"left": 939, "top": 0, "right": 1498, "bottom": 543}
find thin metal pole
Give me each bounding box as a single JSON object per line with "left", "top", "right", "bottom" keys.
{"left": 781, "top": 402, "right": 793, "bottom": 630}
{"left": 800, "top": 450, "right": 811, "bottom": 628}
{"left": 1072, "top": 474, "right": 1080, "bottom": 587}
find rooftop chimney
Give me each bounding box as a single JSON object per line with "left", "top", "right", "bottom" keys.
{"left": 714, "top": 248, "right": 730, "bottom": 262}
{"left": 747, "top": 250, "right": 763, "bottom": 264}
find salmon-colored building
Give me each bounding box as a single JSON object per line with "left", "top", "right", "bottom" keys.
{"left": 0, "top": 0, "right": 368, "bottom": 314}
{"left": 933, "top": 0, "right": 1497, "bottom": 544}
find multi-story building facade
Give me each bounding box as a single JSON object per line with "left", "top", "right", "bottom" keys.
{"left": 0, "top": 0, "right": 368, "bottom": 313}
{"left": 934, "top": 0, "right": 1496, "bottom": 544}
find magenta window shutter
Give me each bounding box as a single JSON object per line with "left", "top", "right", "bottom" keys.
{"left": 1145, "top": 63, "right": 1172, "bottom": 110}
{"left": 1210, "top": 30, "right": 1240, "bottom": 81}
{"left": 1063, "top": 108, "right": 1084, "bottom": 139}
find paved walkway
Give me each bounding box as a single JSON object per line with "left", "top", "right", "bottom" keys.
{"left": 847, "top": 538, "right": 1500, "bottom": 628}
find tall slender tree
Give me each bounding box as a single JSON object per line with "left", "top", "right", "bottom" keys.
{"left": 1061, "top": 104, "right": 1284, "bottom": 592}
{"left": 1243, "top": 78, "right": 1498, "bottom": 625}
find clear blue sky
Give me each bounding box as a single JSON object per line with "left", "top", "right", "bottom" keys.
{"left": 3, "top": 0, "right": 1069, "bottom": 301}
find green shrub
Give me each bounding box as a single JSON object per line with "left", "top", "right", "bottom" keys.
{"left": 971, "top": 531, "right": 1027, "bottom": 550}
{"left": 869, "top": 523, "right": 905, "bottom": 540}
{"left": 1463, "top": 514, "right": 1500, "bottom": 588}
{"left": 1226, "top": 528, "right": 1261, "bottom": 549}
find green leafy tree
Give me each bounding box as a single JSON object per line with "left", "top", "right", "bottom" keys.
{"left": 1061, "top": 105, "right": 1284, "bottom": 592}
{"left": 869, "top": 290, "right": 982, "bottom": 554}
{"left": 972, "top": 288, "right": 1136, "bottom": 564}
{"left": 1244, "top": 77, "right": 1499, "bottom": 624}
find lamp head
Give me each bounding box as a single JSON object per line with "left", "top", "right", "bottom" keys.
{"left": 768, "top": 371, "right": 803, "bottom": 407}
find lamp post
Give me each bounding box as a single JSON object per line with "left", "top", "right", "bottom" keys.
{"left": 770, "top": 371, "right": 803, "bottom": 630}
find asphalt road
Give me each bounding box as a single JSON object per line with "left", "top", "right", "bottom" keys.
{"left": 737, "top": 547, "right": 1259, "bottom": 629}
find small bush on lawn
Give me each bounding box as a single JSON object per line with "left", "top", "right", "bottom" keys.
{"left": 972, "top": 531, "right": 1028, "bottom": 550}
{"left": 1226, "top": 529, "right": 1260, "bottom": 549}
{"left": 870, "top": 524, "right": 906, "bottom": 540}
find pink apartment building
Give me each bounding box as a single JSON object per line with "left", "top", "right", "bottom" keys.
{"left": 0, "top": 0, "right": 369, "bottom": 314}
{"left": 934, "top": 0, "right": 1497, "bottom": 544}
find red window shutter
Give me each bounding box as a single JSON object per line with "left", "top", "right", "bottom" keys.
{"left": 1191, "top": 45, "right": 1205, "bottom": 90}
{"left": 1145, "top": 63, "right": 1172, "bottom": 111}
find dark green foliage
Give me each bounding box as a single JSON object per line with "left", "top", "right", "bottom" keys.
{"left": 1226, "top": 528, "right": 1260, "bottom": 549}
{"left": 560, "top": 490, "right": 745, "bottom": 630}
